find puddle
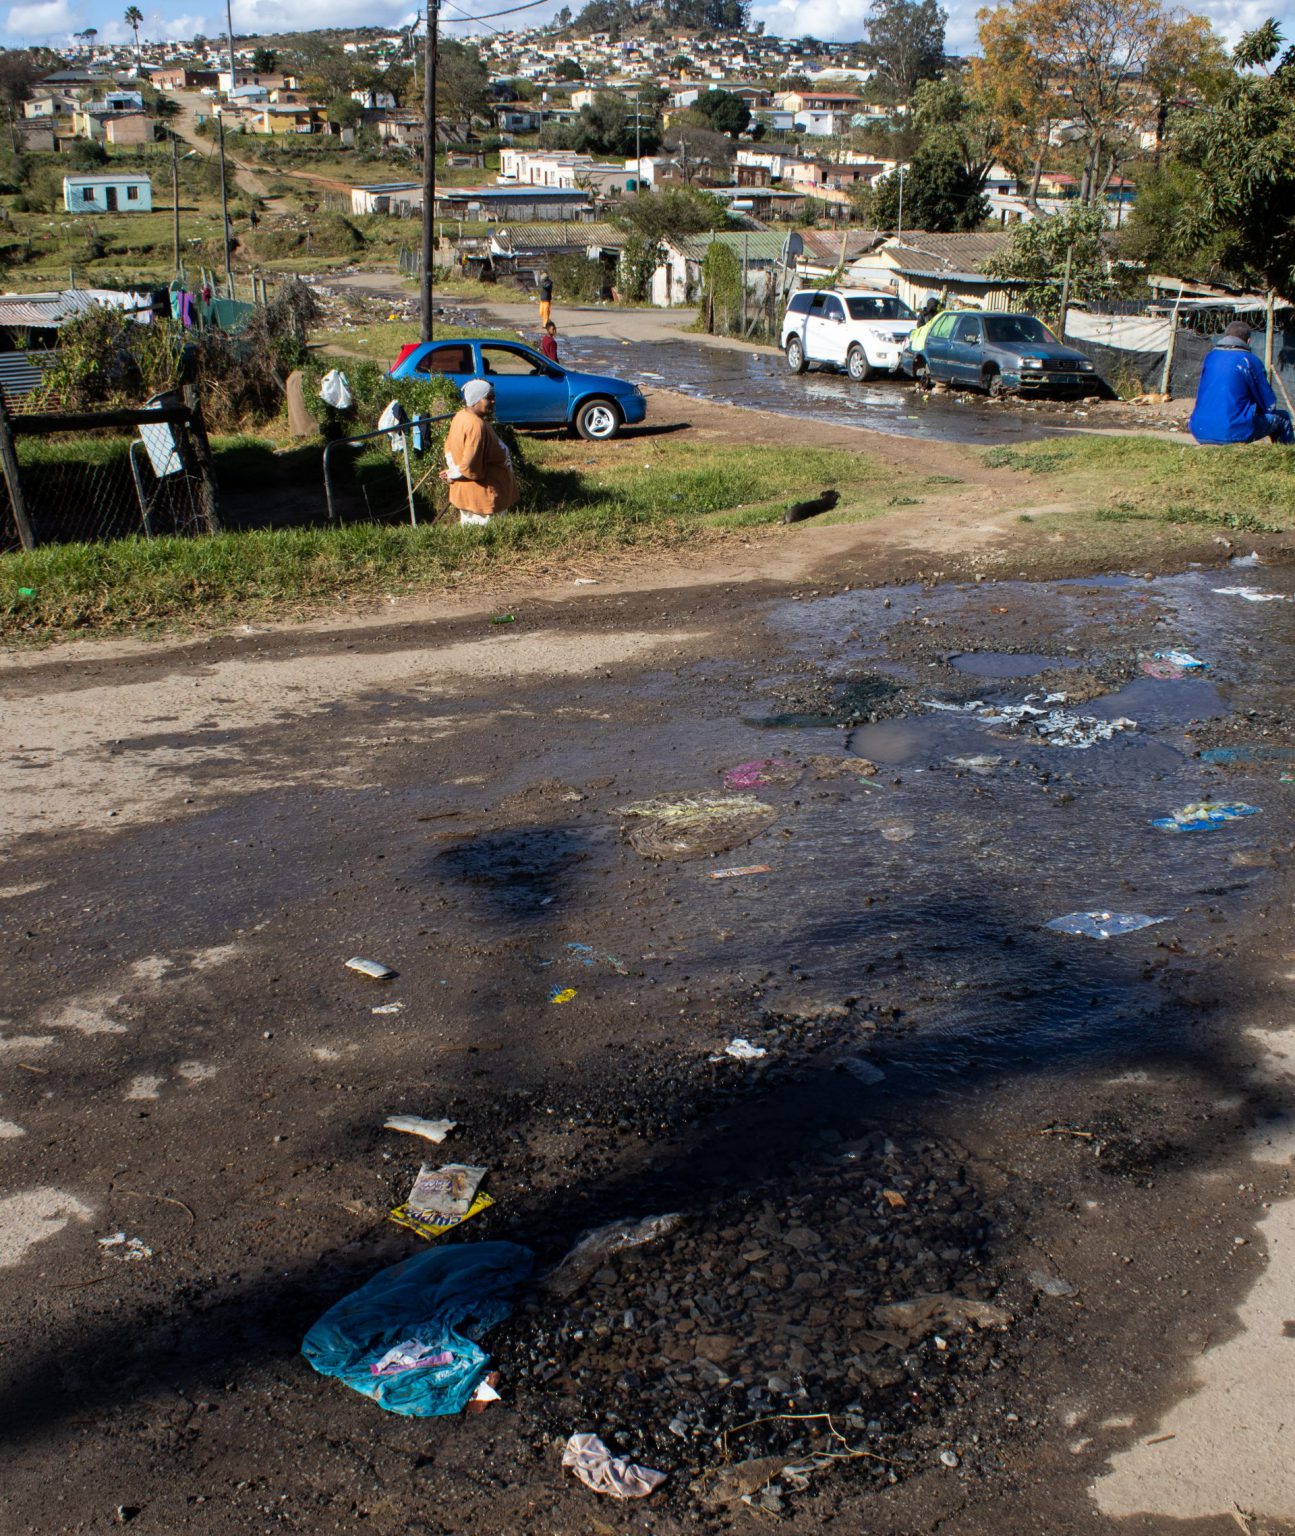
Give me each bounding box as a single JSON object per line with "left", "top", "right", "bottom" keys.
{"left": 951, "top": 652, "right": 1081, "bottom": 678}
{"left": 561, "top": 337, "right": 1087, "bottom": 446}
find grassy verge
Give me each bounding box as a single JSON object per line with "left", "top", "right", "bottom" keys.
{"left": 985, "top": 436, "right": 1295, "bottom": 533}
{"left": 0, "top": 440, "right": 893, "bottom": 637}
{"left": 316, "top": 317, "right": 524, "bottom": 364}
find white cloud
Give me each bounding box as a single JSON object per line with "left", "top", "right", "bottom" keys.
{"left": 4, "top": 0, "right": 78, "bottom": 35}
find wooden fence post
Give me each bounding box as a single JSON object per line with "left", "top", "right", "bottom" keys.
{"left": 182, "top": 385, "right": 222, "bottom": 535}
{"left": 0, "top": 393, "right": 36, "bottom": 551}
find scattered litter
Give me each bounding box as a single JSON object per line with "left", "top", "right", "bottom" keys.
{"left": 1212, "top": 586, "right": 1287, "bottom": 602}
{"left": 346, "top": 957, "right": 397, "bottom": 981}
{"left": 693, "top": 1456, "right": 788, "bottom": 1507}
{"left": 874, "top": 1293, "right": 1013, "bottom": 1335}
{"left": 98, "top": 1232, "right": 152, "bottom": 1261}
{"left": 1229, "top": 551, "right": 1264, "bottom": 568}
{"left": 1045, "top": 911, "right": 1168, "bottom": 939}
{"left": 1028, "top": 1269, "right": 1078, "bottom": 1297}
{"left": 803, "top": 754, "right": 878, "bottom": 780}
{"left": 722, "top": 758, "right": 802, "bottom": 790}
{"left": 1154, "top": 650, "right": 1207, "bottom": 670}
{"left": 301, "top": 1240, "right": 532, "bottom": 1415}
{"left": 541, "top": 1213, "right": 682, "bottom": 1298}
{"left": 1152, "top": 801, "right": 1259, "bottom": 833}
{"left": 562, "top": 1433, "right": 666, "bottom": 1500}
{"left": 925, "top": 693, "right": 1136, "bottom": 749}
{"left": 616, "top": 793, "right": 777, "bottom": 861}
{"left": 550, "top": 986, "right": 577, "bottom": 1005}
{"left": 491, "top": 614, "right": 516, "bottom": 625}
{"left": 880, "top": 823, "right": 915, "bottom": 842}
{"left": 723, "top": 1038, "right": 767, "bottom": 1061}
{"left": 372, "top": 1002, "right": 404, "bottom": 1015}
{"left": 17, "top": 587, "right": 34, "bottom": 598}
{"left": 1201, "top": 745, "right": 1295, "bottom": 765}
{"left": 369, "top": 1340, "right": 453, "bottom": 1376}
{"left": 882, "top": 1189, "right": 907, "bottom": 1209}
{"left": 947, "top": 754, "right": 1002, "bottom": 775}
{"left": 573, "top": 578, "right": 599, "bottom": 585}
{"left": 708, "top": 864, "right": 771, "bottom": 879}
{"left": 318, "top": 368, "right": 353, "bottom": 410}
{"left": 939, "top": 1450, "right": 960, "bottom": 1468}
{"left": 563, "top": 943, "right": 629, "bottom": 974}
{"left": 840, "top": 1057, "right": 885, "bottom": 1085}
{"left": 384, "top": 1115, "right": 457, "bottom": 1144}
{"left": 467, "top": 1375, "right": 500, "bottom": 1410}
{"left": 390, "top": 1163, "right": 492, "bottom": 1240}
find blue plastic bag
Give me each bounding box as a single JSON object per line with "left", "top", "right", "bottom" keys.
{"left": 301, "top": 1241, "right": 533, "bottom": 1416}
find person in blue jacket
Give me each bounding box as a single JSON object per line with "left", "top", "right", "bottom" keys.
{"left": 1189, "top": 321, "right": 1293, "bottom": 445}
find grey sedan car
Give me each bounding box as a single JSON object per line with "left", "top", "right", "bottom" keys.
{"left": 901, "top": 311, "right": 1104, "bottom": 396}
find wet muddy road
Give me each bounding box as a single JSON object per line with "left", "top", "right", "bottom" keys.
{"left": 555, "top": 334, "right": 1103, "bottom": 447}
{"left": 2, "top": 557, "right": 1294, "bottom": 1534}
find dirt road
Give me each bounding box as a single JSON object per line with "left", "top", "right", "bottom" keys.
{"left": 2, "top": 399, "right": 1293, "bottom": 1535}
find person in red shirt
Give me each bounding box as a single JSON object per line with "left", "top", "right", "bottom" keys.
{"left": 538, "top": 320, "right": 559, "bottom": 364}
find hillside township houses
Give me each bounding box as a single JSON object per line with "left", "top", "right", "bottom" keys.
{"left": 63, "top": 172, "right": 153, "bottom": 214}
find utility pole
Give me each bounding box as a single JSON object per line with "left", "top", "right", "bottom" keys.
{"left": 225, "top": 0, "right": 235, "bottom": 96}
{"left": 896, "top": 165, "right": 906, "bottom": 242}
{"left": 170, "top": 131, "right": 180, "bottom": 276}
{"left": 215, "top": 110, "right": 233, "bottom": 298}
{"left": 420, "top": 0, "right": 439, "bottom": 343}
{"left": 634, "top": 92, "right": 641, "bottom": 184}
{"left": 1057, "top": 239, "right": 1074, "bottom": 340}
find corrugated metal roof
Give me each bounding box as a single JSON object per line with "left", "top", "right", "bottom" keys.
{"left": 879, "top": 231, "right": 1014, "bottom": 271}
{"left": 674, "top": 231, "right": 789, "bottom": 262}
{"left": 0, "top": 289, "right": 101, "bottom": 328}
{"left": 492, "top": 221, "right": 626, "bottom": 252}
{"left": 0, "top": 348, "right": 58, "bottom": 400}
{"left": 61, "top": 173, "right": 152, "bottom": 186}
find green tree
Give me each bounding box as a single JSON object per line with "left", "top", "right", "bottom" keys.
{"left": 692, "top": 87, "right": 751, "bottom": 137}
{"left": 438, "top": 39, "right": 489, "bottom": 132}
{"left": 1148, "top": 18, "right": 1295, "bottom": 292}
{"left": 252, "top": 46, "right": 277, "bottom": 72}
{"left": 984, "top": 202, "right": 1142, "bottom": 314}
{"left": 0, "top": 50, "right": 38, "bottom": 154}
{"left": 328, "top": 94, "right": 363, "bottom": 130}
{"left": 865, "top": 0, "right": 946, "bottom": 99}
{"left": 124, "top": 5, "right": 143, "bottom": 62}
{"left": 555, "top": 58, "right": 584, "bottom": 80}
{"left": 872, "top": 140, "right": 990, "bottom": 231}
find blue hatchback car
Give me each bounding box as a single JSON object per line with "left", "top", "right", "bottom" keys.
{"left": 389, "top": 337, "right": 647, "bottom": 440}
{"left": 901, "top": 311, "right": 1103, "bottom": 397}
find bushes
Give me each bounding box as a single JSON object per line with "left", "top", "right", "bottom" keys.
{"left": 36, "top": 279, "right": 320, "bottom": 432}
{"left": 546, "top": 252, "right": 607, "bottom": 303}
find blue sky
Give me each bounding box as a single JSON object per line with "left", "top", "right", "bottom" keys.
{"left": 3, "top": 0, "right": 1292, "bottom": 69}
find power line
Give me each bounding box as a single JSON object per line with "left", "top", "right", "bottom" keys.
{"left": 439, "top": 0, "right": 553, "bottom": 22}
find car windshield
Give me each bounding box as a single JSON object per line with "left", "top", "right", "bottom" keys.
{"left": 845, "top": 296, "right": 914, "bottom": 321}
{"left": 984, "top": 315, "right": 1058, "bottom": 345}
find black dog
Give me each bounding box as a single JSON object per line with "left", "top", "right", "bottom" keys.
{"left": 783, "top": 488, "right": 840, "bottom": 524}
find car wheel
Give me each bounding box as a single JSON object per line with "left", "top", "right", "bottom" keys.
{"left": 914, "top": 358, "right": 933, "bottom": 391}
{"left": 575, "top": 397, "right": 622, "bottom": 441}
{"left": 847, "top": 346, "right": 874, "bottom": 382}
{"left": 985, "top": 367, "right": 1006, "bottom": 398}
{"left": 786, "top": 337, "right": 806, "bottom": 374}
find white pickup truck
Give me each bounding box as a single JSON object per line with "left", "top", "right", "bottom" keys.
{"left": 781, "top": 287, "right": 917, "bottom": 381}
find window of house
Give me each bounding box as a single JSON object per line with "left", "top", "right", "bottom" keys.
{"left": 81, "top": 187, "right": 94, "bottom": 203}
{"left": 126, "top": 185, "right": 139, "bottom": 201}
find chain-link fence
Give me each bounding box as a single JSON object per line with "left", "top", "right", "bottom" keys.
{"left": 0, "top": 393, "right": 220, "bottom": 553}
